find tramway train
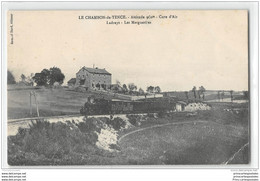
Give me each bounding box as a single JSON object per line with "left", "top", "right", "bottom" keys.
{"left": 80, "top": 97, "right": 178, "bottom": 115}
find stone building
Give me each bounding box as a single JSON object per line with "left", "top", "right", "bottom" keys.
{"left": 176, "top": 101, "right": 187, "bottom": 112}
{"left": 75, "top": 66, "right": 111, "bottom": 90}
{"left": 67, "top": 78, "right": 76, "bottom": 86}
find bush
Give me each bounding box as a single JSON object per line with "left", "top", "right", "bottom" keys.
{"left": 75, "top": 86, "right": 86, "bottom": 92}
{"left": 76, "top": 118, "right": 101, "bottom": 134}
{"left": 7, "top": 70, "right": 16, "bottom": 84}
{"left": 147, "top": 113, "right": 155, "bottom": 118}
{"left": 109, "top": 144, "right": 121, "bottom": 151}
{"left": 106, "top": 117, "right": 126, "bottom": 131}
{"left": 195, "top": 103, "right": 249, "bottom": 125}
{"left": 126, "top": 115, "right": 142, "bottom": 126}
{"left": 157, "top": 111, "right": 167, "bottom": 118}
{"left": 8, "top": 119, "right": 101, "bottom": 165}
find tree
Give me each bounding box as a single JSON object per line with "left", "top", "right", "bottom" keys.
{"left": 154, "top": 86, "right": 161, "bottom": 93}
{"left": 199, "top": 86, "right": 206, "bottom": 100}
{"left": 33, "top": 72, "right": 48, "bottom": 86}
{"left": 7, "top": 70, "right": 16, "bottom": 84}
{"left": 139, "top": 88, "right": 144, "bottom": 95}
{"left": 217, "top": 91, "right": 221, "bottom": 101}
{"left": 20, "top": 74, "right": 26, "bottom": 82}
{"left": 192, "top": 86, "right": 197, "bottom": 99}
{"left": 27, "top": 73, "right": 34, "bottom": 86}
{"left": 123, "top": 84, "right": 128, "bottom": 93}
{"left": 49, "top": 67, "right": 65, "bottom": 85}
{"left": 243, "top": 91, "right": 249, "bottom": 99}
{"left": 146, "top": 86, "right": 154, "bottom": 93}
{"left": 40, "top": 69, "right": 51, "bottom": 85}
{"left": 116, "top": 80, "right": 121, "bottom": 86}
{"left": 19, "top": 73, "right": 34, "bottom": 86}
{"left": 32, "top": 67, "right": 65, "bottom": 86}
{"left": 128, "top": 83, "right": 137, "bottom": 93}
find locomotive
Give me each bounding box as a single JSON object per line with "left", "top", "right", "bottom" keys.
{"left": 80, "top": 96, "right": 178, "bottom": 116}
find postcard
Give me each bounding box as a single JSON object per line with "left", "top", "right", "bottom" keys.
{"left": 6, "top": 10, "right": 249, "bottom": 166}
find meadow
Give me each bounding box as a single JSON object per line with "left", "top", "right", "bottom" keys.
{"left": 8, "top": 88, "right": 96, "bottom": 119}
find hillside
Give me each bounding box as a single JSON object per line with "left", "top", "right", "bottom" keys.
{"left": 8, "top": 88, "right": 91, "bottom": 119}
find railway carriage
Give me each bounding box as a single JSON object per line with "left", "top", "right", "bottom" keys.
{"left": 80, "top": 97, "right": 178, "bottom": 116}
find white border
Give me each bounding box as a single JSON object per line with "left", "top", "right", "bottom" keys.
{"left": 1, "top": 1, "right": 259, "bottom": 170}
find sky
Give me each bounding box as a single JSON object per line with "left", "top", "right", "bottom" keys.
{"left": 7, "top": 10, "right": 248, "bottom": 91}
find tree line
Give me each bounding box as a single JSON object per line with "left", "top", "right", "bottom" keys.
{"left": 7, "top": 67, "right": 65, "bottom": 87}
{"left": 188, "top": 86, "right": 206, "bottom": 100}
{"left": 112, "top": 80, "right": 161, "bottom": 95}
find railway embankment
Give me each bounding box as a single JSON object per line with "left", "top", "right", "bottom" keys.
{"left": 7, "top": 102, "right": 248, "bottom": 165}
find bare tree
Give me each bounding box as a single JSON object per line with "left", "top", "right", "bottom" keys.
{"left": 21, "top": 74, "right": 26, "bottom": 82}
{"left": 217, "top": 91, "right": 221, "bottom": 101}
{"left": 230, "top": 90, "right": 234, "bottom": 102}
{"left": 27, "top": 73, "right": 34, "bottom": 86}
{"left": 221, "top": 91, "right": 225, "bottom": 101}
{"left": 116, "top": 80, "right": 121, "bottom": 86}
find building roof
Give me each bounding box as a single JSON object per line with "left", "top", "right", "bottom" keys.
{"left": 67, "top": 78, "right": 76, "bottom": 84}
{"left": 82, "top": 67, "right": 111, "bottom": 75}
{"left": 111, "top": 99, "right": 133, "bottom": 102}
{"left": 177, "top": 101, "right": 188, "bottom": 105}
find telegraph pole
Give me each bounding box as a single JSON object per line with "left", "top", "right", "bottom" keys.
{"left": 30, "top": 91, "right": 32, "bottom": 116}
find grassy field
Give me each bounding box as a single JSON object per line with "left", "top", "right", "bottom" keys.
{"left": 8, "top": 88, "right": 105, "bottom": 119}
{"left": 119, "top": 121, "right": 247, "bottom": 164}
{"left": 117, "top": 102, "right": 249, "bottom": 165}
{"left": 8, "top": 87, "right": 141, "bottom": 119}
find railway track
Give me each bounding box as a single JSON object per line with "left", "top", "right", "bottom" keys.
{"left": 118, "top": 120, "right": 208, "bottom": 142}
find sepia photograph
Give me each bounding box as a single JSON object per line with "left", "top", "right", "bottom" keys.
{"left": 6, "top": 10, "right": 249, "bottom": 166}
